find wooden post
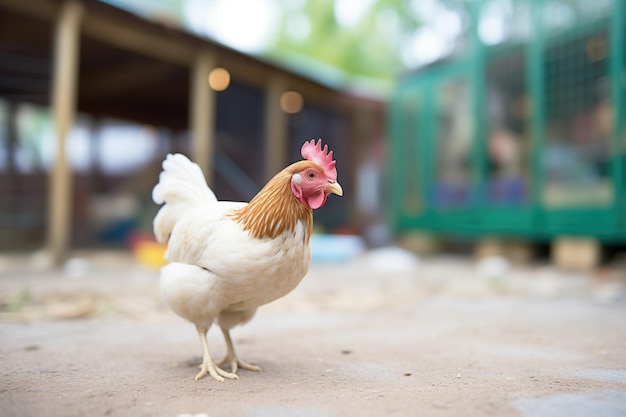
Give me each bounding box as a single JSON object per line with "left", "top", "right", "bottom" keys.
{"left": 189, "top": 52, "right": 216, "bottom": 184}
{"left": 264, "top": 77, "right": 288, "bottom": 181}
{"left": 5, "top": 101, "right": 17, "bottom": 211}
{"left": 47, "top": 0, "right": 83, "bottom": 266}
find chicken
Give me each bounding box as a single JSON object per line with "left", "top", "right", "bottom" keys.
{"left": 152, "top": 139, "right": 342, "bottom": 382}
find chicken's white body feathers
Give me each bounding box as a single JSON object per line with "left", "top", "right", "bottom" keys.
{"left": 153, "top": 154, "right": 311, "bottom": 329}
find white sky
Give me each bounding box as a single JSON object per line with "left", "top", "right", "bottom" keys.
{"left": 334, "top": 0, "right": 376, "bottom": 27}
{"left": 184, "top": 0, "right": 278, "bottom": 53}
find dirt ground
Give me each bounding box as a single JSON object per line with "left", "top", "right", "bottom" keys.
{"left": 1, "top": 249, "right": 626, "bottom": 417}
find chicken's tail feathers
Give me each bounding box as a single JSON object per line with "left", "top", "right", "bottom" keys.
{"left": 152, "top": 154, "right": 216, "bottom": 205}
{"left": 152, "top": 153, "right": 217, "bottom": 243}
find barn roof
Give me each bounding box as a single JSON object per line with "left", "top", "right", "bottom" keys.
{"left": 0, "top": 0, "right": 380, "bottom": 130}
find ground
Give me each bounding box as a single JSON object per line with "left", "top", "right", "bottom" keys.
{"left": 1, "top": 249, "right": 626, "bottom": 417}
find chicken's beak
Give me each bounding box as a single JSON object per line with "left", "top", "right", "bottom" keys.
{"left": 326, "top": 181, "right": 343, "bottom": 197}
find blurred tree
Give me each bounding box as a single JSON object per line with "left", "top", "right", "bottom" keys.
{"left": 268, "top": 0, "right": 424, "bottom": 91}
{"left": 101, "top": 0, "right": 614, "bottom": 93}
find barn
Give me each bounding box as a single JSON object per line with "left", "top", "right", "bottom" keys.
{"left": 0, "top": 0, "right": 384, "bottom": 263}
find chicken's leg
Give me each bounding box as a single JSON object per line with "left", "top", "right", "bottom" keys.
{"left": 217, "top": 327, "right": 261, "bottom": 373}
{"left": 195, "top": 325, "right": 238, "bottom": 382}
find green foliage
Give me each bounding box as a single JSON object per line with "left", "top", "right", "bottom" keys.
{"left": 267, "top": 0, "right": 424, "bottom": 90}
{"left": 104, "top": 0, "right": 427, "bottom": 90}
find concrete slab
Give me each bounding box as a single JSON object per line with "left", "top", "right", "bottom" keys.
{"left": 1, "top": 251, "right": 625, "bottom": 417}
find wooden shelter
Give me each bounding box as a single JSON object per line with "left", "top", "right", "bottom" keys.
{"left": 0, "top": 0, "right": 384, "bottom": 264}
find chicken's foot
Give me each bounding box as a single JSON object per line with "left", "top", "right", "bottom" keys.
{"left": 218, "top": 327, "right": 262, "bottom": 373}
{"left": 195, "top": 325, "right": 238, "bottom": 382}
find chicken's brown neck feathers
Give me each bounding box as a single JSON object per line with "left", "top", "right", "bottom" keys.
{"left": 228, "top": 161, "right": 316, "bottom": 241}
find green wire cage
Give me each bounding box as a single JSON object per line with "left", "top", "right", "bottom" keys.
{"left": 389, "top": 0, "right": 625, "bottom": 242}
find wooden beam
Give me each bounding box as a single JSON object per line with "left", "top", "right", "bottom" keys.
{"left": 81, "top": 13, "right": 194, "bottom": 66}
{"left": 264, "top": 77, "right": 288, "bottom": 181}
{"left": 47, "top": 0, "right": 82, "bottom": 265}
{"left": 189, "top": 52, "right": 216, "bottom": 184}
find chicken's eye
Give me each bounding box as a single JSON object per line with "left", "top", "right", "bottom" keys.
{"left": 307, "top": 171, "right": 316, "bottom": 179}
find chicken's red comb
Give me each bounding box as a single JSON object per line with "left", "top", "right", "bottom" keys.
{"left": 301, "top": 139, "right": 337, "bottom": 180}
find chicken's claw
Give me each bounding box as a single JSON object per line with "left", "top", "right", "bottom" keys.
{"left": 217, "top": 328, "right": 262, "bottom": 373}
{"left": 196, "top": 359, "right": 238, "bottom": 382}
{"left": 217, "top": 356, "right": 261, "bottom": 373}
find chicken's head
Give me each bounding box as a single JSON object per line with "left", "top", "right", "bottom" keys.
{"left": 290, "top": 139, "right": 343, "bottom": 209}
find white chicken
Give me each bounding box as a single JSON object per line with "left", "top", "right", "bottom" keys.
{"left": 152, "top": 139, "right": 342, "bottom": 382}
